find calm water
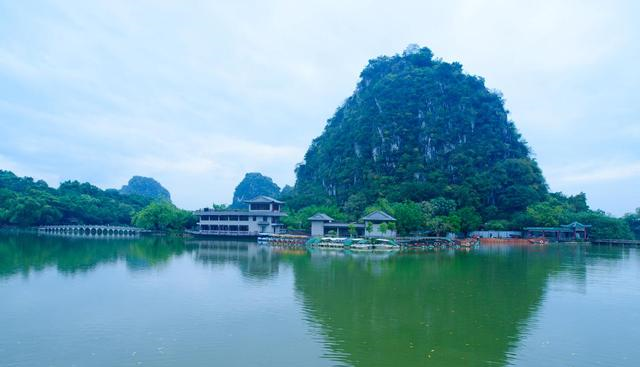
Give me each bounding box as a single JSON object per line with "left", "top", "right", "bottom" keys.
{"left": 1, "top": 234, "right": 639, "bottom": 367}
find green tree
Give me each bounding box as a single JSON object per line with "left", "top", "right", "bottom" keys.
{"left": 524, "top": 200, "right": 568, "bottom": 227}
{"left": 623, "top": 208, "right": 640, "bottom": 239}
{"left": 281, "top": 205, "right": 348, "bottom": 230}
{"left": 348, "top": 223, "right": 357, "bottom": 238}
{"left": 132, "top": 201, "right": 195, "bottom": 231}
{"left": 390, "top": 201, "right": 424, "bottom": 235}
{"left": 454, "top": 207, "right": 482, "bottom": 234}
{"left": 484, "top": 220, "right": 510, "bottom": 231}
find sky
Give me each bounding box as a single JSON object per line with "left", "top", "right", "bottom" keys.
{"left": 0, "top": 0, "right": 638, "bottom": 215}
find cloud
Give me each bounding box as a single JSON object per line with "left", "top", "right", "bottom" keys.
{"left": 0, "top": 0, "right": 638, "bottom": 213}
{"left": 550, "top": 161, "right": 640, "bottom": 184}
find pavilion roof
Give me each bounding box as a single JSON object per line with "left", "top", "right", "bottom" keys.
{"left": 243, "top": 195, "right": 284, "bottom": 204}
{"left": 308, "top": 213, "right": 335, "bottom": 221}
{"left": 362, "top": 211, "right": 396, "bottom": 221}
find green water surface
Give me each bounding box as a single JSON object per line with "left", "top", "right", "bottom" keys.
{"left": 0, "top": 233, "right": 638, "bottom": 366}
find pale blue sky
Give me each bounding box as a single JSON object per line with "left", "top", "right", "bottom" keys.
{"left": 1, "top": 0, "right": 638, "bottom": 215}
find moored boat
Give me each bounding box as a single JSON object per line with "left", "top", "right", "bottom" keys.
{"left": 258, "top": 233, "right": 309, "bottom": 246}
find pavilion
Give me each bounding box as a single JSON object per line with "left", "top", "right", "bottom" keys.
{"left": 523, "top": 222, "right": 591, "bottom": 242}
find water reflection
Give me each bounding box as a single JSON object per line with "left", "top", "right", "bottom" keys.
{"left": 1, "top": 233, "right": 638, "bottom": 367}
{"left": 0, "top": 233, "right": 187, "bottom": 277}
{"left": 188, "top": 239, "right": 282, "bottom": 281}
{"left": 291, "top": 247, "right": 562, "bottom": 366}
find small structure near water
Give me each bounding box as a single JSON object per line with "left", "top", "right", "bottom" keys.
{"left": 470, "top": 230, "right": 522, "bottom": 239}
{"left": 523, "top": 222, "right": 591, "bottom": 242}
{"left": 308, "top": 210, "right": 397, "bottom": 238}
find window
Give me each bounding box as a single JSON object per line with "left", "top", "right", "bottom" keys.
{"left": 263, "top": 216, "right": 268, "bottom": 222}
{"left": 239, "top": 225, "right": 249, "bottom": 232}
{"left": 250, "top": 203, "right": 270, "bottom": 211}
{"left": 219, "top": 216, "right": 228, "bottom": 221}
{"left": 272, "top": 216, "right": 279, "bottom": 224}
{"left": 211, "top": 225, "right": 219, "bottom": 231}
{"left": 229, "top": 225, "right": 239, "bottom": 231}
{"left": 210, "top": 215, "right": 219, "bottom": 221}
{"left": 228, "top": 215, "right": 238, "bottom": 221}
{"left": 239, "top": 216, "right": 248, "bottom": 221}
{"left": 253, "top": 216, "right": 257, "bottom": 221}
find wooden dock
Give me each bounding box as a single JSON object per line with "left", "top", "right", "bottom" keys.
{"left": 591, "top": 239, "right": 640, "bottom": 246}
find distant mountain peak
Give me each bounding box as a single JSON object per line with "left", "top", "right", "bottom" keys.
{"left": 230, "top": 172, "right": 280, "bottom": 209}
{"left": 292, "top": 45, "right": 548, "bottom": 219}
{"left": 120, "top": 176, "right": 171, "bottom": 201}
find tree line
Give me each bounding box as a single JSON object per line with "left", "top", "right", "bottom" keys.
{"left": 0, "top": 170, "right": 193, "bottom": 231}
{"left": 281, "top": 191, "right": 639, "bottom": 240}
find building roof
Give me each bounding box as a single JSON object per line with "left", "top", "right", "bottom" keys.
{"left": 244, "top": 195, "right": 284, "bottom": 204}
{"left": 524, "top": 222, "right": 591, "bottom": 231}
{"left": 324, "top": 223, "right": 365, "bottom": 228}
{"left": 524, "top": 226, "right": 583, "bottom": 232}
{"left": 561, "top": 221, "right": 592, "bottom": 228}
{"left": 194, "top": 210, "right": 287, "bottom": 217}
{"left": 362, "top": 211, "right": 396, "bottom": 221}
{"left": 308, "top": 213, "right": 335, "bottom": 221}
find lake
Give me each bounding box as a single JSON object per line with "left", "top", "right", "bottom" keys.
{"left": 1, "top": 233, "right": 639, "bottom": 366}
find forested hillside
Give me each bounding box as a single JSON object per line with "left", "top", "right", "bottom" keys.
{"left": 0, "top": 170, "right": 151, "bottom": 226}
{"left": 120, "top": 176, "right": 171, "bottom": 202}
{"left": 230, "top": 172, "right": 281, "bottom": 208}
{"left": 292, "top": 46, "right": 547, "bottom": 222}
{"left": 284, "top": 46, "right": 636, "bottom": 238}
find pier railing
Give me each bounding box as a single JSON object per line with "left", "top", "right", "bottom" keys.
{"left": 186, "top": 230, "right": 261, "bottom": 237}
{"left": 591, "top": 239, "right": 640, "bottom": 246}
{"left": 38, "top": 225, "right": 146, "bottom": 236}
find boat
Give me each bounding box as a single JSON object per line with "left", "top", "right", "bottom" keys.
{"left": 401, "top": 237, "right": 456, "bottom": 248}
{"left": 315, "top": 237, "right": 348, "bottom": 248}
{"left": 528, "top": 237, "right": 549, "bottom": 245}
{"left": 257, "top": 233, "right": 309, "bottom": 246}
{"left": 348, "top": 238, "right": 374, "bottom": 250}
{"left": 457, "top": 236, "right": 480, "bottom": 247}
{"left": 370, "top": 238, "right": 400, "bottom": 250}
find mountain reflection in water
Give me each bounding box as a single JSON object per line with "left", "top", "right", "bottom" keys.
{"left": 1, "top": 233, "right": 638, "bottom": 367}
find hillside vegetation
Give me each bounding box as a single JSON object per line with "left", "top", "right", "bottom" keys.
{"left": 0, "top": 170, "right": 151, "bottom": 226}
{"left": 285, "top": 46, "right": 636, "bottom": 238}
{"left": 120, "top": 176, "right": 171, "bottom": 202}
{"left": 230, "top": 172, "right": 281, "bottom": 208}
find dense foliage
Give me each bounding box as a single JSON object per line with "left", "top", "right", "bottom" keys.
{"left": 230, "top": 172, "right": 281, "bottom": 208}
{"left": 623, "top": 209, "right": 640, "bottom": 240}
{"left": 0, "top": 170, "right": 151, "bottom": 226}
{"left": 120, "top": 176, "right": 171, "bottom": 202}
{"left": 284, "top": 45, "right": 636, "bottom": 239}
{"left": 131, "top": 201, "right": 195, "bottom": 231}
{"left": 511, "top": 193, "right": 634, "bottom": 239}
{"left": 292, "top": 46, "right": 547, "bottom": 222}
{"left": 281, "top": 205, "right": 349, "bottom": 230}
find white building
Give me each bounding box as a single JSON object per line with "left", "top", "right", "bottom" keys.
{"left": 193, "top": 196, "right": 286, "bottom": 236}
{"left": 308, "top": 210, "right": 396, "bottom": 238}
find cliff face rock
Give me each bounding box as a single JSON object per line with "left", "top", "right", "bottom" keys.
{"left": 120, "top": 176, "right": 171, "bottom": 202}
{"left": 231, "top": 172, "right": 281, "bottom": 208}
{"left": 294, "top": 45, "right": 547, "bottom": 218}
